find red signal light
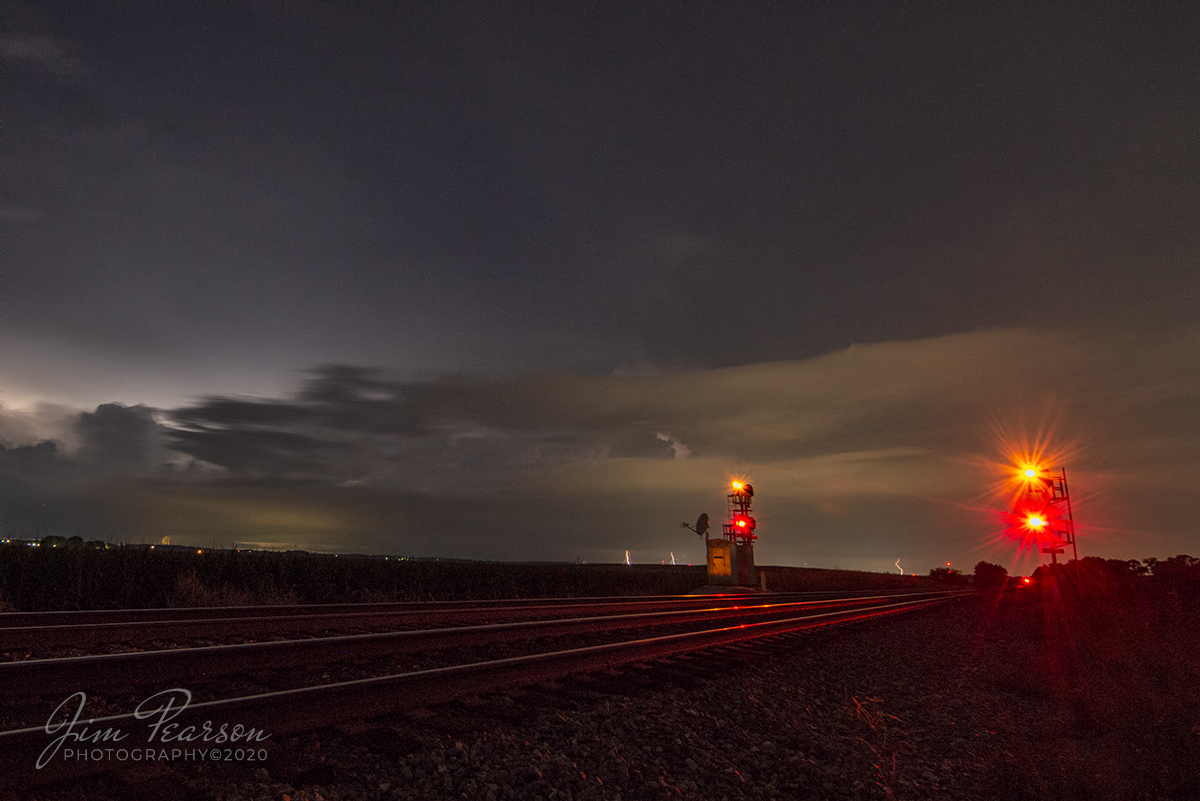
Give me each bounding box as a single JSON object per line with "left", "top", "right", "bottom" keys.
{"left": 729, "top": 514, "right": 756, "bottom": 532}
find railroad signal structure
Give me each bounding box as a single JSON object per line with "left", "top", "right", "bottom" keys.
{"left": 705, "top": 481, "right": 757, "bottom": 586}
{"left": 1012, "top": 465, "right": 1078, "bottom": 565}
{"left": 683, "top": 481, "right": 760, "bottom": 587}
{"left": 723, "top": 481, "right": 758, "bottom": 544}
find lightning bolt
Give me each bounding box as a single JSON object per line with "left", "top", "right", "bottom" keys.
{"left": 895, "top": 559, "right": 903, "bottom": 575}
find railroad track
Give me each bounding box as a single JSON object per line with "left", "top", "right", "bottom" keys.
{"left": 0, "top": 589, "right": 887, "bottom": 652}
{"left": 0, "top": 589, "right": 969, "bottom": 790}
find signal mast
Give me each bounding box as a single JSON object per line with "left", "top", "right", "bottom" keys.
{"left": 723, "top": 481, "right": 757, "bottom": 544}
{"left": 1014, "top": 465, "right": 1077, "bottom": 565}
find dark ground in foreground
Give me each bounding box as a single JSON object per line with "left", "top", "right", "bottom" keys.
{"left": 20, "top": 586, "right": 1200, "bottom": 801}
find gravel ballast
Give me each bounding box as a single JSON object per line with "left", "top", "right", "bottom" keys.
{"left": 18, "top": 594, "right": 1198, "bottom": 800}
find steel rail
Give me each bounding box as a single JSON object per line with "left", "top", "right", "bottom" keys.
{"left": 0, "top": 588, "right": 896, "bottom": 627}
{"left": 0, "top": 593, "right": 952, "bottom": 699}
{"left": 0, "top": 593, "right": 761, "bottom": 627}
{"left": 0, "top": 593, "right": 964, "bottom": 790}
{"left": 0, "top": 590, "right": 933, "bottom": 651}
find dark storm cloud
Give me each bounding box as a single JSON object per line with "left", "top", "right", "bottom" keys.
{"left": 75, "top": 403, "right": 166, "bottom": 470}
{"left": 0, "top": 402, "right": 176, "bottom": 538}
{"left": 0, "top": 440, "right": 61, "bottom": 477}
{"left": 165, "top": 327, "right": 1200, "bottom": 483}
{"left": 0, "top": 402, "right": 170, "bottom": 476}
{"left": 165, "top": 366, "right": 628, "bottom": 487}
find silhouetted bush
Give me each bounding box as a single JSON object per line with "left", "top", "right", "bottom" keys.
{"left": 928, "top": 566, "right": 968, "bottom": 585}
{"left": 973, "top": 560, "right": 1009, "bottom": 588}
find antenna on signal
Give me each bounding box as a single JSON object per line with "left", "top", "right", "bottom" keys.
{"left": 680, "top": 513, "right": 709, "bottom": 537}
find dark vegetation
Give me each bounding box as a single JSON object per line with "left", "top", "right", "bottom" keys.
{"left": 972, "top": 559, "right": 1009, "bottom": 587}
{"left": 928, "top": 565, "right": 967, "bottom": 583}
{"left": 928, "top": 560, "right": 1009, "bottom": 586}
{"left": 0, "top": 543, "right": 706, "bottom": 611}
{"left": 760, "top": 564, "right": 938, "bottom": 592}
{"left": 980, "top": 555, "right": 1200, "bottom": 800}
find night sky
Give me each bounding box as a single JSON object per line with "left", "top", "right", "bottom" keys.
{"left": 3, "top": 2, "right": 1198, "bottom": 573}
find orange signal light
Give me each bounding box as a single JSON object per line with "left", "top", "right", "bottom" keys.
{"left": 1024, "top": 468, "right": 1037, "bottom": 478}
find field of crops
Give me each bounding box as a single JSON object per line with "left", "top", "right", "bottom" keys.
{"left": 0, "top": 543, "right": 717, "bottom": 611}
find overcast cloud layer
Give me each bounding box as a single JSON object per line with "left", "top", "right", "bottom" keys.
{"left": 3, "top": 4, "right": 1199, "bottom": 409}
